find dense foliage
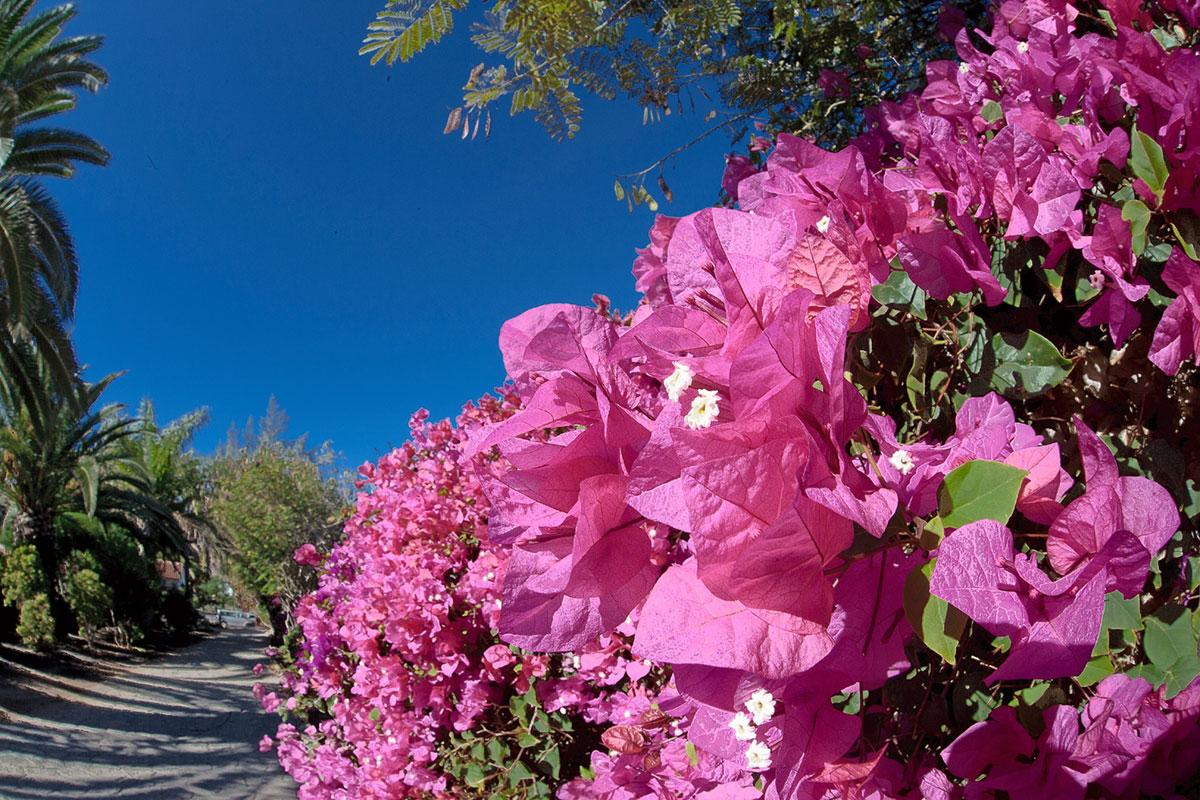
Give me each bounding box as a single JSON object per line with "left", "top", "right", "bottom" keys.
{"left": 360, "top": 0, "right": 986, "bottom": 159}
{"left": 266, "top": 0, "right": 1200, "bottom": 796}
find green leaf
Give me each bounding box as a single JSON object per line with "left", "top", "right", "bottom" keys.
{"left": 1102, "top": 591, "right": 1143, "bottom": 631}
{"left": 1170, "top": 215, "right": 1200, "bottom": 261}
{"left": 613, "top": 180, "right": 625, "bottom": 202}
{"left": 509, "top": 692, "right": 529, "bottom": 722}
{"left": 518, "top": 733, "right": 539, "bottom": 748}
{"left": 903, "top": 559, "right": 967, "bottom": 664}
{"left": 980, "top": 100, "right": 1003, "bottom": 123}
{"left": 471, "top": 742, "right": 486, "bottom": 762}
{"left": 368, "top": 707, "right": 381, "bottom": 722}
{"left": 487, "top": 739, "right": 506, "bottom": 764}
{"left": 685, "top": 740, "right": 698, "bottom": 766}
{"left": 919, "top": 516, "right": 945, "bottom": 551}
{"left": 1015, "top": 682, "right": 1050, "bottom": 705}
{"left": 74, "top": 456, "right": 101, "bottom": 517}
{"left": 871, "top": 269, "right": 927, "bottom": 320}
{"left": 990, "top": 330, "right": 1073, "bottom": 397}
{"left": 938, "top": 460, "right": 1028, "bottom": 528}
{"left": 1126, "top": 662, "right": 1166, "bottom": 686}
{"left": 1078, "top": 653, "right": 1115, "bottom": 687}
{"left": 1129, "top": 126, "right": 1169, "bottom": 200}
{"left": 1122, "top": 199, "right": 1151, "bottom": 255}
{"left": 464, "top": 763, "right": 487, "bottom": 787}
{"left": 1144, "top": 605, "right": 1199, "bottom": 669}
{"left": 509, "top": 760, "right": 533, "bottom": 785}
{"left": 1161, "top": 655, "right": 1200, "bottom": 698}
{"left": 539, "top": 745, "right": 561, "bottom": 779}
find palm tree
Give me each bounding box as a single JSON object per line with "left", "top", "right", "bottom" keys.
{"left": 122, "top": 400, "right": 227, "bottom": 595}
{"left": 0, "top": 1, "right": 108, "bottom": 390}
{"left": 0, "top": 344, "right": 187, "bottom": 629}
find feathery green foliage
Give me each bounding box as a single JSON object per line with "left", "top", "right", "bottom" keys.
{"left": 361, "top": 0, "right": 985, "bottom": 168}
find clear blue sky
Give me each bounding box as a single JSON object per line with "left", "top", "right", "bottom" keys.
{"left": 53, "top": 2, "right": 737, "bottom": 469}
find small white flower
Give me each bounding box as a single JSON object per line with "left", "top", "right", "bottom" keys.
{"left": 1089, "top": 270, "right": 1106, "bottom": 291}
{"left": 958, "top": 62, "right": 971, "bottom": 74}
{"left": 729, "top": 712, "right": 757, "bottom": 741}
{"left": 745, "top": 741, "right": 772, "bottom": 771}
{"left": 685, "top": 389, "right": 721, "bottom": 430}
{"left": 816, "top": 215, "right": 831, "bottom": 234}
{"left": 494, "top": 599, "right": 503, "bottom": 609}
{"left": 745, "top": 689, "right": 776, "bottom": 725}
{"left": 1017, "top": 41, "right": 1029, "bottom": 53}
{"left": 485, "top": 571, "right": 495, "bottom": 581}
{"left": 889, "top": 449, "right": 916, "bottom": 476}
{"left": 664, "top": 361, "right": 695, "bottom": 402}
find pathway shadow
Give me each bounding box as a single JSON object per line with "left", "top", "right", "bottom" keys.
{"left": 0, "top": 628, "right": 296, "bottom": 800}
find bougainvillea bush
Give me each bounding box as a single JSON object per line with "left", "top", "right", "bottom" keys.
{"left": 261, "top": 0, "right": 1200, "bottom": 796}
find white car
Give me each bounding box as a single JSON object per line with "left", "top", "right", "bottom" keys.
{"left": 215, "top": 609, "right": 257, "bottom": 628}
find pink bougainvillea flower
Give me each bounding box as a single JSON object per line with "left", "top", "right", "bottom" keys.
{"left": 632, "top": 214, "right": 681, "bottom": 308}
{"left": 1150, "top": 247, "right": 1200, "bottom": 375}
{"left": 1003, "top": 443, "right": 1074, "bottom": 524}
{"left": 930, "top": 519, "right": 1147, "bottom": 683}
{"left": 722, "top": 154, "right": 759, "bottom": 201}
{"left": 1046, "top": 419, "right": 1179, "bottom": 586}
{"left": 633, "top": 561, "right": 835, "bottom": 679}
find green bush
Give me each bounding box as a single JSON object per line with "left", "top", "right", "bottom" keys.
{"left": 64, "top": 566, "right": 112, "bottom": 646}
{"left": 1, "top": 544, "right": 45, "bottom": 606}
{"left": 16, "top": 592, "right": 55, "bottom": 650}
{"left": 89, "top": 526, "right": 161, "bottom": 643}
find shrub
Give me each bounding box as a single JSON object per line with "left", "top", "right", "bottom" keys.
{"left": 263, "top": 0, "right": 1200, "bottom": 797}
{"left": 64, "top": 565, "right": 113, "bottom": 646}
{"left": 0, "top": 544, "right": 45, "bottom": 607}
{"left": 16, "top": 592, "right": 55, "bottom": 650}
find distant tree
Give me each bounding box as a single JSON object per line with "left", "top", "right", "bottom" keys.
{"left": 360, "top": 0, "right": 985, "bottom": 198}
{"left": 207, "top": 398, "right": 346, "bottom": 629}
{"left": 0, "top": 1, "right": 108, "bottom": 390}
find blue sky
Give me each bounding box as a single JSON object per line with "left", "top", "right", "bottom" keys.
{"left": 52, "top": 1, "right": 737, "bottom": 468}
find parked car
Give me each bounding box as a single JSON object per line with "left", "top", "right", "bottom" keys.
{"left": 212, "top": 608, "right": 256, "bottom": 628}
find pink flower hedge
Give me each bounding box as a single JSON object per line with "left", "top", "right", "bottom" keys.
{"left": 262, "top": 0, "right": 1200, "bottom": 797}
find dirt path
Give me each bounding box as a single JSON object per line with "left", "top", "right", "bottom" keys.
{"left": 0, "top": 628, "right": 296, "bottom": 799}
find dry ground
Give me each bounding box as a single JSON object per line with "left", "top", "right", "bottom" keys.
{"left": 0, "top": 627, "right": 296, "bottom": 799}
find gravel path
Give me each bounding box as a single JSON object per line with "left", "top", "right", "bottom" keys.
{"left": 0, "top": 628, "right": 297, "bottom": 799}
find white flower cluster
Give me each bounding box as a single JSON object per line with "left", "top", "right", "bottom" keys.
{"left": 727, "top": 689, "right": 776, "bottom": 771}
{"left": 664, "top": 361, "right": 694, "bottom": 402}
{"left": 685, "top": 389, "right": 721, "bottom": 430}
{"left": 889, "top": 449, "right": 916, "bottom": 476}
{"left": 665, "top": 361, "right": 722, "bottom": 430}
